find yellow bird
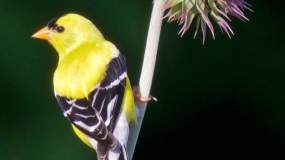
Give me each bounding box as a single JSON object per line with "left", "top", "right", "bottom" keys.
{"left": 32, "top": 13, "right": 136, "bottom": 160}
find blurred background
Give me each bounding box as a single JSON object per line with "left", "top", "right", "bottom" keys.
{"left": 0, "top": 0, "right": 284, "bottom": 159}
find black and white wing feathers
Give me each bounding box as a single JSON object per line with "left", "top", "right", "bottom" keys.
{"left": 55, "top": 54, "right": 128, "bottom": 160}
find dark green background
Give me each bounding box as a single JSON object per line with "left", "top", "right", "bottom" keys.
{"left": 0, "top": 0, "right": 284, "bottom": 159}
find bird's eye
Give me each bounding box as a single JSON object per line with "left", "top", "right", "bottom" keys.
{"left": 55, "top": 25, "right": 65, "bottom": 33}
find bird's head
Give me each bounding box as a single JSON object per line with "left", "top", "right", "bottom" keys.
{"left": 32, "top": 13, "right": 104, "bottom": 57}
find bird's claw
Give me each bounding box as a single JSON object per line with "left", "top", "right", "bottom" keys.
{"left": 133, "top": 86, "right": 157, "bottom": 103}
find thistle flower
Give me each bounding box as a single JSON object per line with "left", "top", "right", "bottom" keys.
{"left": 164, "top": 0, "right": 252, "bottom": 43}
{"left": 128, "top": 1, "right": 253, "bottom": 159}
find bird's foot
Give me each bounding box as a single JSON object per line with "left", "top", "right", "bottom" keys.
{"left": 133, "top": 86, "right": 157, "bottom": 103}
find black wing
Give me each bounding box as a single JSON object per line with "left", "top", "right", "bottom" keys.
{"left": 55, "top": 54, "right": 127, "bottom": 145}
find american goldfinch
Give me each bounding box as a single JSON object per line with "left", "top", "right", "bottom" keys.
{"left": 32, "top": 13, "right": 136, "bottom": 160}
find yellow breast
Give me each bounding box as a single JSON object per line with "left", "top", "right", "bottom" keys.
{"left": 53, "top": 41, "right": 116, "bottom": 99}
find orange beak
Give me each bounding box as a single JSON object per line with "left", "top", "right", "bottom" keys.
{"left": 32, "top": 26, "right": 50, "bottom": 40}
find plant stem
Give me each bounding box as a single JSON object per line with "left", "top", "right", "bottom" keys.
{"left": 127, "top": 0, "right": 165, "bottom": 159}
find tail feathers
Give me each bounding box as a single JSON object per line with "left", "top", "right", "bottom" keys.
{"left": 108, "top": 144, "right": 128, "bottom": 160}
{"left": 97, "top": 143, "right": 128, "bottom": 160}
{"left": 119, "top": 144, "right": 128, "bottom": 160}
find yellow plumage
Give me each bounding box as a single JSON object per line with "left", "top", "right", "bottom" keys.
{"left": 72, "top": 124, "right": 93, "bottom": 148}
{"left": 32, "top": 13, "right": 136, "bottom": 159}
{"left": 53, "top": 41, "right": 116, "bottom": 99}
